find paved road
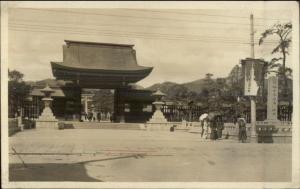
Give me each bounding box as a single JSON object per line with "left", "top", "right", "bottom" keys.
{"left": 9, "top": 129, "right": 291, "bottom": 182}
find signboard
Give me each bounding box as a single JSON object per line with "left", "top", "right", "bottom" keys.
{"left": 243, "top": 61, "right": 259, "bottom": 96}
{"left": 241, "top": 58, "right": 266, "bottom": 96}
{"left": 267, "top": 76, "right": 279, "bottom": 121}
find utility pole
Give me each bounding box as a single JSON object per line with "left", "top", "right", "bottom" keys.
{"left": 250, "top": 14, "right": 255, "bottom": 58}
{"left": 250, "top": 14, "right": 257, "bottom": 142}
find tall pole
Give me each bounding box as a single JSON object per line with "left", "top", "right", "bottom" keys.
{"left": 84, "top": 95, "right": 88, "bottom": 114}
{"left": 250, "top": 14, "right": 255, "bottom": 58}
{"left": 250, "top": 14, "right": 257, "bottom": 142}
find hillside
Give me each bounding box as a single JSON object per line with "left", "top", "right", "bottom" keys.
{"left": 184, "top": 78, "right": 213, "bottom": 93}
{"left": 146, "top": 79, "right": 217, "bottom": 94}
{"left": 147, "top": 81, "right": 179, "bottom": 92}
{"left": 25, "top": 79, "right": 69, "bottom": 87}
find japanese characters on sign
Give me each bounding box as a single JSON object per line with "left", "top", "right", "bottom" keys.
{"left": 267, "top": 76, "right": 279, "bottom": 120}
{"left": 243, "top": 60, "right": 259, "bottom": 96}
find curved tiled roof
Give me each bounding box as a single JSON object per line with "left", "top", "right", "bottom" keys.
{"left": 58, "top": 40, "right": 152, "bottom": 71}
{"left": 51, "top": 40, "right": 153, "bottom": 88}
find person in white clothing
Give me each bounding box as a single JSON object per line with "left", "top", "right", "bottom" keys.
{"left": 202, "top": 118, "right": 209, "bottom": 139}
{"left": 199, "top": 113, "right": 209, "bottom": 139}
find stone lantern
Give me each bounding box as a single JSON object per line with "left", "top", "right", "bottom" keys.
{"left": 146, "top": 89, "right": 168, "bottom": 130}
{"left": 36, "top": 84, "right": 58, "bottom": 129}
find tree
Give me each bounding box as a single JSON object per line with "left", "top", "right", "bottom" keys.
{"left": 8, "top": 70, "right": 31, "bottom": 117}
{"left": 205, "top": 73, "right": 213, "bottom": 80}
{"left": 199, "top": 73, "right": 219, "bottom": 110}
{"left": 165, "top": 85, "right": 189, "bottom": 102}
{"left": 9, "top": 70, "right": 24, "bottom": 82}
{"left": 226, "top": 65, "right": 243, "bottom": 98}
{"left": 259, "top": 22, "right": 292, "bottom": 97}
{"left": 200, "top": 73, "right": 215, "bottom": 99}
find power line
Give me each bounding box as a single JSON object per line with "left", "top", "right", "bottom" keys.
{"left": 9, "top": 23, "right": 261, "bottom": 42}
{"left": 9, "top": 26, "right": 278, "bottom": 46}
{"left": 9, "top": 27, "right": 255, "bottom": 45}
{"left": 9, "top": 26, "right": 249, "bottom": 43}
{"left": 125, "top": 8, "right": 291, "bottom": 21}
{"left": 9, "top": 22, "right": 279, "bottom": 44}
{"left": 23, "top": 8, "right": 266, "bottom": 27}
{"left": 10, "top": 18, "right": 253, "bottom": 31}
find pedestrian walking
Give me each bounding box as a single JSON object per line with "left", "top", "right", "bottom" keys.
{"left": 210, "top": 118, "right": 218, "bottom": 140}
{"left": 81, "top": 111, "right": 86, "bottom": 122}
{"left": 107, "top": 112, "right": 111, "bottom": 122}
{"left": 216, "top": 116, "right": 224, "bottom": 139}
{"left": 200, "top": 120, "right": 204, "bottom": 138}
{"left": 238, "top": 117, "right": 247, "bottom": 143}
{"left": 199, "top": 113, "right": 209, "bottom": 139}
{"left": 92, "top": 110, "right": 97, "bottom": 122}
{"left": 97, "top": 112, "right": 101, "bottom": 122}
{"left": 202, "top": 118, "right": 209, "bottom": 139}
{"left": 88, "top": 112, "right": 93, "bottom": 122}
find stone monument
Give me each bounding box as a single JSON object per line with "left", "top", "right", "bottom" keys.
{"left": 146, "top": 89, "right": 169, "bottom": 131}
{"left": 265, "top": 75, "right": 280, "bottom": 124}
{"left": 36, "top": 84, "right": 58, "bottom": 129}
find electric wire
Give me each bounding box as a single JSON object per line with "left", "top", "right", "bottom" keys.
{"left": 9, "top": 22, "right": 278, "bottom": 45}
{"left": 20, "top": 8, "right": 268, "bottom": 27}
{"left": 124, "top": 8, "right": 291, "bottom": 21}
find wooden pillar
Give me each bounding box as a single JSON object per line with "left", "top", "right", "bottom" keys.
{"left": 37, "top": 97, "right": 40, "bottom": 118}
{"left": 76, "top": 87, "right": 82, "bottom": 121}
{"left": 114, "top": 89, "right": 125, "bottom": 123}
{"left": 114, "top": 89, "right": 118, "bottom": 122}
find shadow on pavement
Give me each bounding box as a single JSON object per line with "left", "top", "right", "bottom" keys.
{"left": 77, "top": 154, "right": 145, "bottom": 164}
{"left": 9, "top": 163, "right": 101, "bottom": 182}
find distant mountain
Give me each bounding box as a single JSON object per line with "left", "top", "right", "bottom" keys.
{"left": 146, "top": 79, "right": 218, "bottom": 94}
{"left": 28, "top": 77, "right": 219, "bottom": 96}
{"left": 183, "top": 78, "right": 213, "bottom": 93}
{"left": 145, "top": 65, "right": 242, "bottom": 95}
{"left": 24, "top": 81, "right": 36, "bottom": 86}
{"left": 25, "top": 79, "right": 73, "bottom": 88}
{"left": 147, "top": 81, "right": 179, "bottom": 92}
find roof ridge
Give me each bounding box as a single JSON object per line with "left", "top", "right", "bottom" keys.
{"left": 65, "top": 40, "right": 134, "bottom": 48}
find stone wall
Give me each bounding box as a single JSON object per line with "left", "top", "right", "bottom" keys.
{"left": 256, "top": 121, "right": 292, "bottom": 143}
{"left": 187, "top": 121, "right": 291, "bottom": 143}
{"left": 223, "top": 122, "right": 292, "bottom": 143}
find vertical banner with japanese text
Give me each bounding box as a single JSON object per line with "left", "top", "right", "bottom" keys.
{"left": 241, "top": 58, "right": 266, "bottom": 96}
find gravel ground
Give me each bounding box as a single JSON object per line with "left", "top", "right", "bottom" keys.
{"left": 9, "top": 128, "right": 292, "bottom": 182}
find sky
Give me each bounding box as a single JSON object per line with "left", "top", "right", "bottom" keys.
{"left": 7, "top": 2, "right": 295, "bottom": 88}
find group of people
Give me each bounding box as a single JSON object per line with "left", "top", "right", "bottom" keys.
{"left": 199, "top": 115, "right": 224, "bottom": 140}
{"left": 199, "top": 113, "right": 248, "bottom": 142}
{"left": 81, "top": 111, "right": 111, "bottom": 122}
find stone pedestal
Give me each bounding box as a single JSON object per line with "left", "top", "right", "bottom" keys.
{"left": 146, "top": 123, "right": 171, "bottom": 131}
{"left": 147, "top": 101, "right": 169, "bottom": 131}
{"left": 146, "top": 90, "right": 169, "bottom": 131}
{"left": 148, "top": 103, "right": 167, "bottom": 123}
{"left": 36, "top": 85, "right": 58, "bottom": 129}
{"left": 36, "top": 120, "right": 58, "bottom": 129}
{"left": 36, "top": 106, "right": 58, "bottom": 129}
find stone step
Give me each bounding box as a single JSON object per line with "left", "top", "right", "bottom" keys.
{"left": 62, "top": 121, "right": 143, "bottom": 130}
